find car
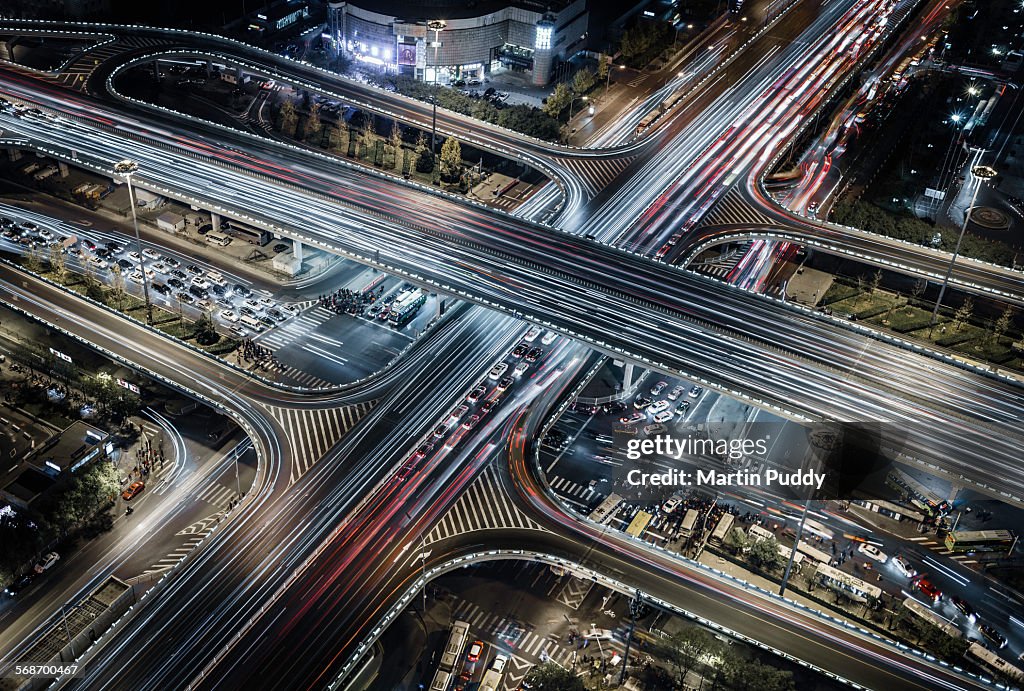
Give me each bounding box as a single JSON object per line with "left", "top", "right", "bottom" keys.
{"left": 116, "top": 258, "right": 134, "bottom": 270}
{"left": 497, "top": 376, "right": 514, "bottom": 392}
{"left": 583, "top": 628, "right": 613, "bottom": 641}
{"left": 467, "top": 78, "right": 482, "bottom": 87}
{"left": 513, "top": 361, "right": 529, "bottom": 376}
{"left": 38, "top": 228, "right": 53, "bottom": 240}
{"left": 4, "top": 573, "right": 34, "bottom": 597}
{"left": 80, "top": 239, "right": 96, "bottom": 251}
{"left": 272, "top": 243, "right": 289, "bottom": 253}
{"left": 541, "top": 330, "right": 557, "bottom": 346}
{"left": 128, "top": 270, "right": 144, "bottom": 283}
{"left": 450, "top": 405, "right": 469, "bottom": 422}
{"left": 209, "top": 283, "right": 228, "bottom": 296}
{"left": 122, "top": 481, "right": 145, "bottom": 500}
{"left": 467, "top": 384, "right": 488, "bottom": 403}
{"left": 857, "top": 542, "right": 888, "bottom": 563}
{"left": 523, "top": 326, "right": 541, "bottom": 342}
{"left": 661, "top": 492, "right": 684, "bottom": 514}
{"left": 258, "top": 296, "right": 274, "bottom": 308}
{"left": 104, "top": 241, "right": 122, "bottom": 252}
{"left": 511, "top": 344, "right": 528, "bottom": 359}
{"left": 177, "top": 293, "right": 195, "bottom": 305}
{"left": 951, "top": 596, "right": 977, "bottom": 623}
{"left": 633, "top": 396, "right": 653, "bottom": 410}
{"left": 688, "top": 386, "right": 703, "bottom": 398}
{"left": 644, "top": 423, "right": 666, "bottom": 435}
{"left": 915, "top": 578, "right": 942, "bottom": 603}
{"left": 192, "top": 277, "right": 210, "bottom": 289}
{"left": 170, "top": 269, "right": 188, "bottom": 280}
{"left": 462, "top": 414, "right": 480, "bottom": 430}
{"left": 480, "top": 398, "right": 498, "bottom": 414}
{"left": 216, "top": 298, "right": 234, "bottom": 310}
{"left": 240, "top": 306, "right": 258, "bottom": 317}
{"left": 95, "top": 247, "right": 112, "bottom": 259}
{"left": 467, "top": 641, "right": 484, "bottom": 663}
{"left": 151, "top": 282, "right": 171, "bottom": 295}
{"left": 667, "top": 386, "right": 685, "bottom": 401}
{"left": 979, "top": 624, "right": 1007, "bottom": 649}
{"left": 198, "top": 299, "right": 215, "bottom": 312}
{"left": 160, "top": 255, "right": 180, "bottom": 267}
{"left": 620, "top": 411, "right": 645, "bottom": 425}
{"left": 93, "top": 259, "right": 109, "bottom": 270}
{"left": 128, "top": 251, "right": 142, "bottom": 262}
{"left": 185, "top": 264, "right": 202, "bottom": 274}
{"left": 266, "top": 308, "right": 286, "bottom": 321}
{"left": 258, "top": 316, "right": 275, "bottom": 327}
{"left": 229, "top": 326, "right": 248, "bottom": 339}
{"left": 647, "top": 400, "right": 670, "bottom": 415}
{"left": 142, "top": 248, "right": 161, "bottom": 260}
{"left": 189, "top": 285, "right": 209, "bottom": 299}
{"left": 651, "top": 380, "right": 668, "bottom": 396}
{"left": 525, "top": 347, "right": 543, "bottom": 362}
{"left": 433, "top": 423, "right": 450, "bottom": 438}
{"left": 245, "top": 298, "right": 262, "bottom": 311}
{"left": 653, "top": 410, "right": 674, "bottom": 424}
{"left": 150, "top": 263, "right": 167, "bottom": 274}
{"left": 892, "top": 555, "right": 916, "bottom": 578}
{"left": 168, "top": 278, "right": 185, "bottom": 290}
{"left": 33, "top": 552, "right": 60, "bottom": 574}
{"left": 488, "top": 362, "right": 509, "bottom": 380}
{"left": 491, "top": 654, "right": 509, "bottom": 674}
{"left": 233, "top": 283, "right": 252, "bottom": 297}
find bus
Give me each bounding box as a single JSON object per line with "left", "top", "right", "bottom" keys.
{"left": 388, "top": 289, "right": 427, "bottom": 327}
{"left": 855, "top": 499, "right": 927, "bottom": 524}
{"left": 944, "top": 529, "right": 1016, "bottom": 554}
{"left": 796, "top": 540, "right": 832, "bottom": 565}
{"left": 224, "top": 222, "right": 271, "bottom": 246}
{"left": 205, "top": 232, "right": 231, "bottom": 247}
{"left": 814, "top": 563, "right": 881, "bottom": 603}
{"left": 748, "top": 524, "right": 804, "bottom": 568}
{"left": 802, "top": 518, "right": 833, "bottom": 541}
{"left": 902, "top": 597, "right": 961, "bottom": 638}
{"left": 679, "top": 509, "right": 699, "bottom": 538}
{"left": 479, "top": 668, "right": 504, "bottom": 691}
{"left": 635, "top": 111, "right": 659, "bottom": 135}
{"left": 967, "top": 642, "right": 1024, "bottom": 682}
{"left": 439, "top": 620, "right": 470, "bottom": 672}
{"left": 589, "top": 494, "right": 622, "bottom": 524}
{"left": 429, "top": 669, "right": 451, "bottom": 691}
{"left": 710, "top": 513, "right": 735, "bottom": 545}
{"left": 885, "top": 469, "right": 951, "bottom": 518}
{"left": 626, "top": 510, "right": 653, "bottom": 538}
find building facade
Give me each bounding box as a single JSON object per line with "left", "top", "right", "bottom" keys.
{"left": 327, "top": 0, "right": 588, "bottom": 86}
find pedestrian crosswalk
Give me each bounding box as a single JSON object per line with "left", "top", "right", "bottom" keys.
{"left": 260, "top": 401, "right": 376, "bottom": 483}
{"left": 142, "top": 534, "right": 207, "bottom": 576}
{"left": 449, "top": 595, "right": 625, "bottom": 688}
{"left": 908, "top": 536, "right": 978, "bottom": 565}
{"left": 701, "top": 188, "right": 776, "bottom": 227}
{"left": 548, "top": 475, "right": 596, "bottom": 501}
{"left": 255, "top": 306, "right": 333, "bottom": 349}
{"left": 424, "top": 465, "right": 548, "bottom": 545}
{"left": 195, "top": 482, "right": 238, "bottom": 508}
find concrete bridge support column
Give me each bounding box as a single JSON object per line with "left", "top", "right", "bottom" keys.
{"left": 292, "top": 240, "right": 304, "bottom": 263}
{"left": 211, "top": 213, "right": 221, "bottom": 232}
{"left": 7, "top": 148, "right": 22, "bottom": 162}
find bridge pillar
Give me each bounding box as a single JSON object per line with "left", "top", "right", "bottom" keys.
{"left": 7, "top": 148, "right": 22, "bottom": 162}
{"left": 153, "top": 60, "right": 160, "bottom": 82}
{"left": 211, "top": 212, "right": 221, "bottom": 232}
{"left": 292, "top": 240, "right": 304, "bottom": 262}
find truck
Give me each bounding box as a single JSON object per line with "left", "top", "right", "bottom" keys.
{"left": 20, "top": 162, "right": 41, "bottom": 176}
{"left": 33, "top": 165, "right": 59, "bottom": 181}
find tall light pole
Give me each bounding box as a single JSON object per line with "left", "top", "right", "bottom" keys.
{"left": 114, "top": 159, "right": 153, "bottom": 326}
{"left": 427, "top": 20, "right": 446, "bottom": 183}
{"left": 928, "top": 162, "right": 997, "bottom": 336}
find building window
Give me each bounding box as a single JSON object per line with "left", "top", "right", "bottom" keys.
{"left": 535, "top": 25, "right": 552, "bottom": 50}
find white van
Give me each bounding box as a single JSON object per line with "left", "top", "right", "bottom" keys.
{"left": 206, "top": 271, "right": 227, "bottom": 287}
{"left": 206, "top": 232, "right": 231, "bottom": 246}
{"left": 239, "top": 315, "right": 263, "bottom": 332}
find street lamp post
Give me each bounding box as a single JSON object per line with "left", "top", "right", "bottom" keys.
{"left": 427, "top": 20, "right": 446, "bottom": 182}
{"left": 928, "top": 163, "right": 997, "bottom": 336}
{"left": 114, "top": 160, "right": 153, "bottom": 326}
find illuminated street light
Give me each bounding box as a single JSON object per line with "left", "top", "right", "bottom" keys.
{"left": 929, "top": 162, "right": 997, "bottom": 336}
{"left": 113, "top": 159, "right": 153, "bottom": 326}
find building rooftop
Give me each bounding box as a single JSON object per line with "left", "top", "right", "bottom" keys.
{"left": 345, "top": 0, "right": 572, "bottom": 21}
{"left": 31, "top": 420, "right": 108, "bottom": 476}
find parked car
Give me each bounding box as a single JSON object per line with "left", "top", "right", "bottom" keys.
{"left": 4, "top": 573, "right": 34, "bottom": 597}
{"left": 33, "top": 552, "right": 60, "bottom": 574}
{"left": 979, "top": 624, "right": 1007, "bottom": 649}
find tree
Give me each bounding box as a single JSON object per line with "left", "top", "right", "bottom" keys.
{"left": 194, "top": 311, "right": 218, "bottom": 345}
{"left": 572, "top": 67, "right": 596, "bottom": 95}
{"left": 909, "top": 278, "right": 927, "bottom": 306}
{"left": 389, "top": 121, "right": 403, "bottom": 152}
{"left": 728, "top": 659, "right": 796, "bottom": 691}
{"left": 597, "top": 53, "right": 611, "bottom": 83}
{"left": 49, "top": 243, "right": 67, "bottom": 282}
{"left": 664, "top": 626, "right": 716, "bottom": 687}
{"left": 749, "top": 536, "right": 785, "bottom": 572}
{"left": 278, "top": 99, "right": 297, "bottom": 136}
{"left": 110, "top": 264, "right": 126, "bottom": 311}
{"left": 724, "top": 526, "right": 749, "bottom": 553}
{"left": 332, "top": 121, "right": 347, "bottom": 153}
{"left": 439, "top": 136, "right": 463, "bottom": 181}
{"left": 868, "top": 269, "right": 883, "bottom": 295}
{"left": 414, "top": 130, "right": 427, "bottom": 156}
{"left": 544, "top": 82, "right": 573, "bottom": 118}
{"left": 305, "top": 102, "right": 322, "bottom": 141}
{"left": 521, "top": 663, "right": 586, "bottom": 691}
{"left": 952, "top": 296, "right": 974, "bottom": 333}
{"left": 24, "top": 244, "right": 42, "bottom": 273}
{"left": 993, "top": 305, "right": 1014, "bottom": 344}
